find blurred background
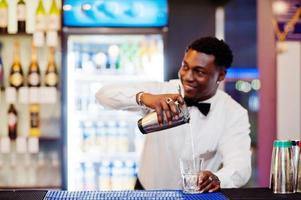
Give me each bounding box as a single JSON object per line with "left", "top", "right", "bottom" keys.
{"left": 0, "top": 0, "right": 300, "bottom": 190}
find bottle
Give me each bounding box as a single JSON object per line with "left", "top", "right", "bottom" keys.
{"left": 35, "top": 0, "right": 46, "bottom": 32}
{"left": 8, "top": 104, "right": 18, "bottom": 141}
{"left": 36, "top": 152, "right": 47, "bottom": 186}
{"left": 9, "top": 40, "right": 24, "bottom": 89}
{"left": 45, "top": 47, "right": 58, "bottom": 87}
{"left": 0, "top": 42, "right": 4, "bottom": 90}
{"left": 17, "top": 0, "right": 26, "bottom": 33}
{"left": 27, "top": 44, "right": 41, "bottom": 87}
{"left": 48, "top": 0, "right": 60, "bottom": 31}
{"left": 29, "top": 104, "right": 41, "bottom": 137}
{"left": 0, "top": 0, "right": 8, "bottom": 34}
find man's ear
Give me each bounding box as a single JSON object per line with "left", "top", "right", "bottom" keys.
{"left": 218, "top": 68, "right": 227, "bottom": 82}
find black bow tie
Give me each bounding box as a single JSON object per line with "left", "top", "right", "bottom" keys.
{"left": 184, "top": 97, "right": 211, "bottom": 116}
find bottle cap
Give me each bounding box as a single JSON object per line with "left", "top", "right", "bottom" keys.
{"left": 291, "top": 140, "right": 299, "bottom": 146}
{"left": 273, "top": 140, "right": 292, "bottom": 148}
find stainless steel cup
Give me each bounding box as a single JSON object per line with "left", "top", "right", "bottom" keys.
{"left": 291, "top": 140, "right": 300, "bottom": 192}
{"left": 269, "top": 140, "right": 294, "bottom": 194}
{"left": 296, "top": 141, "right": 301, "bottom": 192}
{"left": 137, "top": 101, "right": 190, "bottom": 134}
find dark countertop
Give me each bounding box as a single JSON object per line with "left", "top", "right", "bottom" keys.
{"left": 0, "top": 188, "right": 301, "bottom": 200}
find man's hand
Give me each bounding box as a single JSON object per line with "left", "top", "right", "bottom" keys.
{"left": 140, "top": 93, "right": 184, "bottom": 125}
{"left": 197, "top": 171, "right": 220, "bottom": 193}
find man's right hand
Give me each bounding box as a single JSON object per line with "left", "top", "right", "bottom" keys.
{"left": 140, "top": 93, "right": 184, "bottom": 125}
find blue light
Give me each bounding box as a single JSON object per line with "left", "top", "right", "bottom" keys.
{"left": 63, "top": 0, "right": 168, "bottom": 27}
{"left": 226, "top": 67, "right": 259, "bottom": 79}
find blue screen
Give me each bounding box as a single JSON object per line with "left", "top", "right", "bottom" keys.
{"left": 63, "top": 0, "right": 168, "bottom": 27}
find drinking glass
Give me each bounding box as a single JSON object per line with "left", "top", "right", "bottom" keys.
{"left": 179, "top": 157, "right": 204, "bottom": 193}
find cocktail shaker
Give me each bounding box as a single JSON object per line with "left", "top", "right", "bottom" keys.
{"left": 270, "top": 140, "right": 294, "bottom": 194}
{"left": 291, "top": 140, "right": 300, "bottom": 192}
{"left": 137, "top": 101, "right": 190, "bottom": 134}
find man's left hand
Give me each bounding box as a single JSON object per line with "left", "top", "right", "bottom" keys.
{"left": 197, "top": 171, "right": 220, "bottom": 193}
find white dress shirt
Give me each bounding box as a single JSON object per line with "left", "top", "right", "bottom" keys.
{"left": 96, "top": 79, "right": 251, "bottom": 189}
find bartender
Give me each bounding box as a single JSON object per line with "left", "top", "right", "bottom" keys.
{"left": 96, "top": 36, "right": 251, "bottom": 193}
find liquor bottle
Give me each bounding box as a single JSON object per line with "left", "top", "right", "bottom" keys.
{"left": 0, "top": 42, "right": 4, "bottom": 90}
{"left": 8, "top": 104, "right": 18, "bottom": 141}
{"left": 27, "top": 44, "right": 41, "bottom": 87}
{"left": 45, "top": 47, "right": 58, "bottom": 87}
{"left": 9, "top": 40, "right": 24, "bottom": 89}
{"left": 48, "top": 0, "right": 60, "bottom": 31}
{"left": 35, "top": 0, "right": 46, "bottom": 32}
{"left": 29, "top": 104, "right": 41, "bottom": 137}
{"left": 0, "top": 0, "right": 8, "bottom": 34}
{"left": 17, "top": 0, "right": 26, "bottom": 33}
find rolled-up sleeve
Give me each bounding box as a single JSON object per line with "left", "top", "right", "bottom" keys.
{"left": 96, "top": 81, "right": 172, "bottom": 111}
{"left": 214, "top": 109, "right": 252, "bottom": 188}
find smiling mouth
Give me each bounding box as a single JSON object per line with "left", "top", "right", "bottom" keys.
{"left": 183, "top": 84, "right": 197, "bottom": 91}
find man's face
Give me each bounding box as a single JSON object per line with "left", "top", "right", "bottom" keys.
{"left": 179, "top": 49, "right": 225, "bottom": 101}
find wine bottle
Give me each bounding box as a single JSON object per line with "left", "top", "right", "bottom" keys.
{"left": 0, "top": 0, "right": 8, "bottom": 34}
{"left": 8, "top": 104, "right": 18, "bottom": 141}
{"left": 29, "top": 104, "right": 41, "bottom": 137}
{"left": 9, "top": 40, "right": 24, "bottom": 89}
{"left": 48, "top": 0, "right": 60, "bottom": 31}
{"left": 45, "top": 47, "right": 58, "bottom": 87}
{"left": 17, "top": 0, "right": 26, "bottom": 33}
{"left": 27, "top": 44, "right": 41, "bottom": 87}
{"left": 35, "top": 0, "right": 46, "bottom": 32}
{"left": 0, "top": 42, "right": 4, "bottom": 90}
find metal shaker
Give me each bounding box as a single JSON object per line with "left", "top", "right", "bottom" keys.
{"left": 296, "top": 141, "right": 301, "bottom": 192}
{"left": 269, "top": 140, "right": 294, "bottom": 194}
{"left": 137, "top": 101, "right": 190, "bottom": 134}
{"left": 291, "top": 140, "right": 300, "bottom": 192}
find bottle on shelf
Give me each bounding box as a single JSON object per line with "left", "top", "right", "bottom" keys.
{"left": 8, "top": 104, "right": 18, "bottom": 141}
{"left": 29, "top": 104, "right": 41, "bottom": 137}
{"left": 0, "top": 42, "right": 4, "bottom": 90}
{"left": 35, "top": 0, "right": 46, "bottom": 32}
{"left": 9, "top": 40, "right": 24, "bottom": 89}
{"left": 27, "top": 44, "right": 41, "bottom": 87}
{"left": 17, "top": 0, "right": 26, "bottom": 33}
{"left": 34, "top": 0, "right": 46, "bottom": 46}
{"left": 36, "top": 152, "right": 47, "bottom": 186}
{"left": 48, "top": 0, "right": 60, "bottom": 31}
{"left": 49, "top": 152, "right": 61, "bottom": 186}
{"left": 45, "top": 47, "right": 59, "bottom": 87}
{"left": 0, "top": 0, "right": 8, "bottom": 34}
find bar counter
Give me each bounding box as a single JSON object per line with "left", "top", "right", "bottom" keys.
{"left": 1, "top": 188, "right": 301, "bottom": 200}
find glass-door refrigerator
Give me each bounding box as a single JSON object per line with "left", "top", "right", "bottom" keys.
{"left": 61, "top": 0, "right": 168, "bottom": 190}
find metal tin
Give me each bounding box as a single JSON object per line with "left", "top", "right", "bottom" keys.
{"left": 270, "top": 140, "right": 294, "bottom": 194}
{"left": 138, "top": 101, "right": 190, "bottom": 134}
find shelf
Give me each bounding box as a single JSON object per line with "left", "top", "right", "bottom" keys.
{"left": 73, "top": 72, "right": 161, "bottom": 82}
{"left": 0, "top": 185, "right": 60, "bottom": 189}
{"left": 39, "top": 136, "right": 60, "bottom": 141}
{"left": 76, "top": 152, "right": 140, "bottom": 163}
{"left": 0, "top": 33, "right": 33, "bottom": 37}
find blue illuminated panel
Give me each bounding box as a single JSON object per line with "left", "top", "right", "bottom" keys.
{"left": 63, "top": 0, "right": 168, "bottom": 27}
{"left": 226, "top": 68, "right": 259, "bottom": 79}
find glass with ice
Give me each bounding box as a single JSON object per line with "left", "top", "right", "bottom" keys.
{"left": 180, "top": 157, "right": 204, "bottom": 193}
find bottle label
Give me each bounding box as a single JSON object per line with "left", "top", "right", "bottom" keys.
{"left": 0, "top": 8, "right": 8, "bottom": 27}
{"left": 8, "top": 113, "right": 17, "bottom": 127}
{"left": 10, "top": 73, "right": 23, "bottom": 87}
{"left": 28, "top": 72, "right": 40, "bottom": 86}
{"left": 35, "top": 15, "right": 46, "bottom": 31}
{"left": 30, "top": 112, "right": 39, "bottom": 128}
{"left": 49, "top": 15, "right": 60, "bottom": 31}
{"left": 17, "top": 5, "right": 26, "bottom": 21}
{"left": 45, "top": 72, "right": 57, "bottom": 86}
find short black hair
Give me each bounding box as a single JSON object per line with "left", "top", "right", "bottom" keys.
{"left": 187, "top": 36, "right": 233, "bottom": 69}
